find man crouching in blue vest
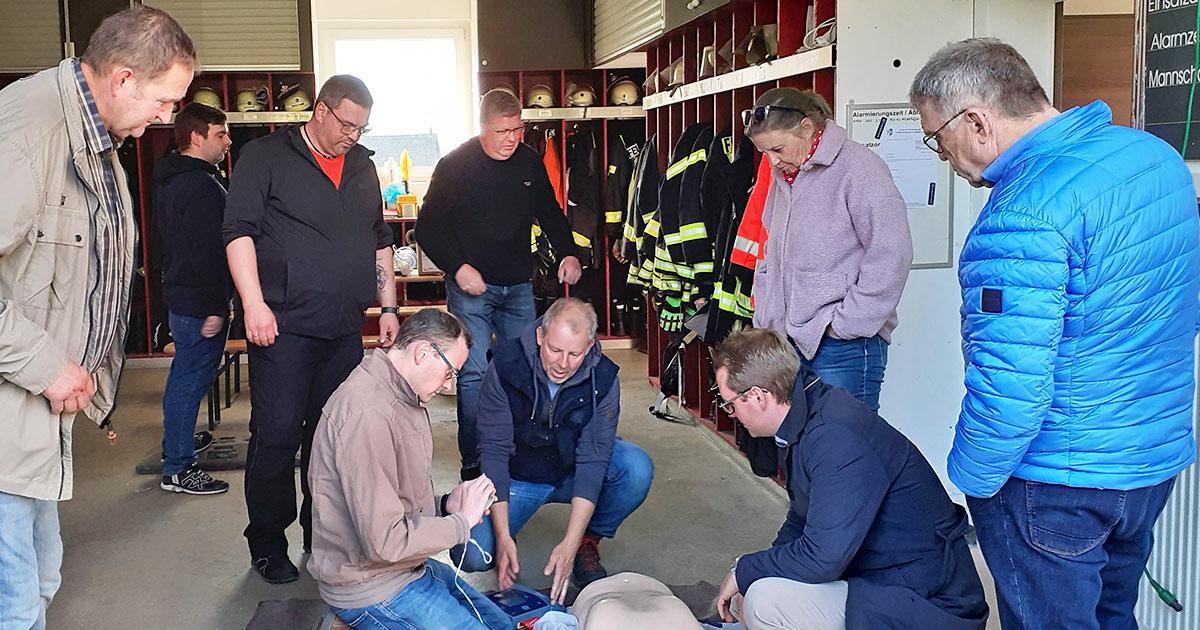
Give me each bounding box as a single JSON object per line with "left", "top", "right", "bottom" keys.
{"left": 450, "top": 297, "right": 653, "bottom": 604}
{"left": 711, "top": 328, "right": 988, "bottom": 630}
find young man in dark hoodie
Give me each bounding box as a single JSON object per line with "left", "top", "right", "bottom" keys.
{"left": 450, "top": 297, "right": 654, "bottom": 603}
{"left": 154, "top": 102, "right": 232, "bottom": 495}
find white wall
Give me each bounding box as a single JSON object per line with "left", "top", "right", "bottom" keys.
{"left": 836, "top": 0, "right": 1058, "bottom": 502}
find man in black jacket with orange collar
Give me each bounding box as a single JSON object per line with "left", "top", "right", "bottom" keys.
{"left": 710, "top": 328, "right": 988, "bottom": 630}
{"left": 223, "top": 75, "right": 398, "bottom": 584}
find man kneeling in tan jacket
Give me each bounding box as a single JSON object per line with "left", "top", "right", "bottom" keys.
{"left": 308, "top": 309, "right": 510, "bottom": 629}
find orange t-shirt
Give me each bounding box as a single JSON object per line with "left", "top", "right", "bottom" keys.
{"left": 309, "top": 146, "right": 345, "bottom": 188}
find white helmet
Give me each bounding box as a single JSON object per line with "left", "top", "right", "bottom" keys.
{"left": 192, "top": 87, "right": 222, "bottom": 110}
{"left": 608, "top": 78, "right": 641, "bottom": 106}
{"left": 525, "top": 84, "right": 555, "bottom": 108}
{"left": 565, "top": 82, "right": 596, "bottom": 107}
{"left": 235, "top": 89, "right": 262, "bottom": 112}
{"left": 393, "top": 246, "right": 417, "bottom": 276}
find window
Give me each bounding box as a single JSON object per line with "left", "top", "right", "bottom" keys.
{"left": 333, "top": 36, "right": 469, "bottom": 170}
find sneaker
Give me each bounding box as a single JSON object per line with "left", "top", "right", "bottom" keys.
{"left": 253, "top": 555, "right": 299, "bottom": 584}
{"left": 193, "top": 430, "right": 215, "bottom": 454}
{"left": 160, "top": 463, "right": 229, "bottom": 495}
{"left": 572, "top": 531, "right": 608, "bottom": 588}
{"left": 159, "top": 431, "right": 216, "bottom": 461}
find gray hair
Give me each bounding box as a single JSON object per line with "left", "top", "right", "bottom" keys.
{"left": 540, "top": 297, "right": 598, "bottom": 340}
{"left": 80, "top": 6, "right": 196, "bottom": 79}
{"left": 711, "top": 328, "right": 799, "bottom": 404}
{"left": 480, "top": 88, "right": 521, "bottom": 125}
{"left": 745, "top": 88, "right": 831, "bottom": 138}
{"left": 909, "top": 38, "right": 1049, "bottom": 121}
{"left": 394, "top": 309, "right": 472, "bottom": 350}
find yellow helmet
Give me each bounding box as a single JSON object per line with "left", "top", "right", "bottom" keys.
{"left": 607, "top": 78, "right": 641, "bottom": 106}
{"left": 525, "top": 84, "right": 555, "bottom": 108}
{"left": 565, "top": 82, "right": 596, "bottom": 107}
{"left": 191, "top": 87, "right": 222, "bottom": 110}
{"left": 235, "top": 89, "right": 262, "bottom": 112}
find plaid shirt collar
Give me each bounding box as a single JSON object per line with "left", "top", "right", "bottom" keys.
{"left": 71, "top": 59, "right": 115, "bottom": 154}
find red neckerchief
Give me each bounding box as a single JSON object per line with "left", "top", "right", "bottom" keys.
{"left": 782, "top": 128, "right": 823, "bottom": 185}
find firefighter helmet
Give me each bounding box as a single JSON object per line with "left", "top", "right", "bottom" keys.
{"left": 235, "top": 90, "right": 262, "bottom": 112}
{"left": 525, "top": 84, "right": 555, "bottom": 108}
{"left": 191, "top": 87, "right": 222, "bottom": 110}
{"left": 565, "top": 82, "right": 596, "bottom": 107}
{"left": 608, "top": 78, "right": 640, "bottom": 106}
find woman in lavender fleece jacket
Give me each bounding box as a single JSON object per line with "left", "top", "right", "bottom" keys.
{"left": 747, "top": 88, "right": 912, "bottom": 411}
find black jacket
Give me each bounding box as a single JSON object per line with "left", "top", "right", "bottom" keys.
{"left": 416, "top": 139, "right": 579, "bottom": 286}
{"left": 153, "top": 151, "right": 231, "bottom": 318}
{"left": 222, "top": 126, "right": 391, "bottom": 338}
{"left": 735, "top": 366, "right": 989, "bottom": 630}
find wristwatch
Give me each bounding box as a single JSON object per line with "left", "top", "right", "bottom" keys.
{"left": 380, "top": 306, "right": 399, "bottom": 315}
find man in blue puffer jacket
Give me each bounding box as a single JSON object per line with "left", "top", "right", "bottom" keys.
{"left": 912, "top": 38, "right": 1200, "bottom": 628}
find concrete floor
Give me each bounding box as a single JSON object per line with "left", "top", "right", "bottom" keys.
{"left": 46, "top": 348, "right": 999, "bottom": 629}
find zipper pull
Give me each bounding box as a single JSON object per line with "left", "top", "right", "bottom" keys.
{"left": 107, "top": 428, "right": 117, "bottom": 446}
{"left": 100, "top": 418, "right": 116, "bottom": 446}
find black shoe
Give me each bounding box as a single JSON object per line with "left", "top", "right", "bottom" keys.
{"left": 159, "top": 431, "right": 217, "bottom": 461}
{"left": 253, "top": 555, "right": 299, "bottom": 584}
{"left": 572, "top": 532, "right": 608, "bottom": 588}
{"left": 461, "top": 464, "right": 482, "bottom": 481}
{"left": 193, "top": 430, "right": 215, "bottom": 454}
{"left": 160, "top": 463, "right": 229, "bottom": 495}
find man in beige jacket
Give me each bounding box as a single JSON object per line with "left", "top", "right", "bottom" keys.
{"left": 309, "top": 309, "right": 510, "bottom": 629}
{"left": 0, "top": 7, "right": 194, "bottom": 628}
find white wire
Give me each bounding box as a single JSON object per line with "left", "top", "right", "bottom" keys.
{"left": 454, "top": 538, "right": 495, "bottom": 624}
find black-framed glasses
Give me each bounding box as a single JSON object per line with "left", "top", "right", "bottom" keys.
{"left": 325, "top": 104, "right": 370, "bottom": 137}
{"left": 740, "top": 105, "right": 805, "bottom": 128}
{"left": 714, "top": 385, "right": 756, "bottom": 414}
{"left": 430, "top": 343, "right": 459, "bottom": 381}
{"left": 922, "top": 108, "right": 967, "bottom": 153}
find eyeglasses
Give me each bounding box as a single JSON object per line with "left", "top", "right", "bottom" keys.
{"left": 922, "top": 108, "right": 967, "bottom": 153}
{"left": 325, "top": 104, "right": 370, "bottom": 137}
{"left": 430, "top": 343, "right": 459, "bottom": 382}
{"left": 714, "top": 385, "right": 756, "bottom": 414}
{"left": 740, "top": 105, "right": 806, "bottom": 128}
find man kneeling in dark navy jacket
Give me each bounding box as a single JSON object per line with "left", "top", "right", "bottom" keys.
{"left": 450, "top": 297, "right": 653, "bottom": 604}
{"left": 711, "top": 328, "right": 988, "bottom": 630}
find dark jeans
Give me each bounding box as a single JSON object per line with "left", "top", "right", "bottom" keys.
{"left": 967, "top": 476, "right": 1176, "bottom": 630}
{"left": 243, "top": 332, "right": 362, "bottom": 559}
{"left": 161, "top": 311, "right": 227, "bottom": 475}
{"left": 804, "top": 335, "right": 888, "bottom": 412}
{"left": 445, "top": 281, "right": 536, "bottom": 467}
{"left": 450, "top": 440, "right": 654, "bottom": 572}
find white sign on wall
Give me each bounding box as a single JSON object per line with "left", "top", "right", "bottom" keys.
{"left": 847, "top": 102, "right": 955, "bottom": 269}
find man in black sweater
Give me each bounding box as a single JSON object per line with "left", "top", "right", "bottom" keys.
{"left": 416, "top": 89, "right": 582, "bottom": 480}
{"left": 154, "top": 102, "right": 232, "bottom": 496}
{"left": 223, "top": 75, "right": 397, "bottom": 584}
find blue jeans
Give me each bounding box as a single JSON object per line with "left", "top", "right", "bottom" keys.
{"left": 967, "top": 476, "right": 1176, "bottom": 630}
{"left": 445, "top": 281, "right": 536, "bottom": 467}
{"left": 450, "top": 440, "right": 654, "bottom": 572}
{"left": 331, "top": 559, "right": 509, "bottom": 630}
{"left": 804, "top": 335, "right": 888, "bottom": 412}
{"left": 161, "top": 311, "right": 228, "bottom": 475}
{"left": 0, "top": 492, "right": 62, "bottom": 630}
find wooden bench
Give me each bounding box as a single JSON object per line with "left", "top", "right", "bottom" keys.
{"left": 164, "top": 334, "right": 386, "bottom": 430}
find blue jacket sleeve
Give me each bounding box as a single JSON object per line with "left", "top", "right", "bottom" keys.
{"left": 476, "top": 365, "right": 516, "bottom": 501}
{"left": 572, "top": 379, "right": 621, "bottom": 503}
{"left": 735, "top": 425, "right": 889, "bottom": 593}
{"left": 950, "top": 208, "right": 1070, "bottom": 498}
